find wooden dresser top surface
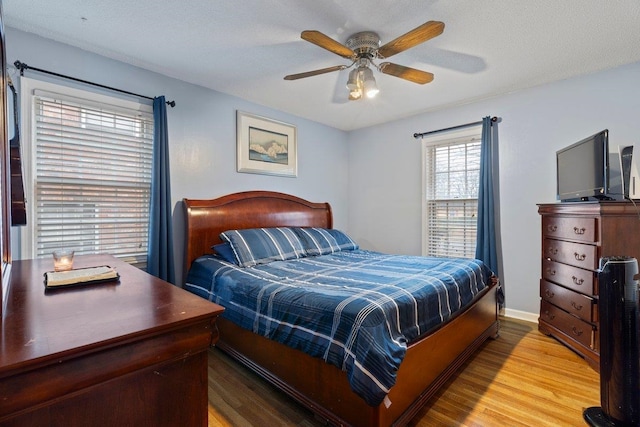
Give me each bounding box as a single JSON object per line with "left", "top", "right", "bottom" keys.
{"left": 538, "top": 200, "right": 640, "bottom": 216}
{"left": 0, "top": 254, "right": 223, "bottom": 374}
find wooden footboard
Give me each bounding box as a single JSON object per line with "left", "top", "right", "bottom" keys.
{"left": 215, "top": 282, "right": 498, "bottom": 427}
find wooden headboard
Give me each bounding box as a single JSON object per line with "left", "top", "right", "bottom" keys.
{"left": 182, "top": 191, "right": 333, "bottom": 272}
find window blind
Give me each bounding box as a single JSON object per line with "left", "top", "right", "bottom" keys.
{"left": 424, "top": 138, "right": 480, "bottom": 258}
{"left": 33, "top": 92, "right": 153, "bottom": 268}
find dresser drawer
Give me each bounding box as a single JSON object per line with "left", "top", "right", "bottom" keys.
{"left": 541, "top": 258, "right": 597, "bottom": 295}
{"left": 543, "top": 238, "right": 598, "bottom": 270}
{"left": 540, "top": 300, "right": 596, "bottom": 350}
{"left": 542, "top": 216, "right": 597, "bottom": 243}
{"left": 540, "top": 279, "right": 597, "bottom": 322}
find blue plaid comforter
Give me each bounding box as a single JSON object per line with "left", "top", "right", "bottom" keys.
{"left": 185, "top": 250, "right": 493, "bottom": 406}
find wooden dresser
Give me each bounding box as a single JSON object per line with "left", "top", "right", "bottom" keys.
{"left": 0, "top": 254, "right": 224, "bottom": 426}
{"left": 538, "top": 201, "right": 640, "bottom": 371}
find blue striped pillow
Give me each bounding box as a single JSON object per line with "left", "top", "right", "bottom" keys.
{"left": 220, "top": 228, "right": 306, "bottom": 267}
{"left": 292, "top": 228, "right": 359, "bottom": 256}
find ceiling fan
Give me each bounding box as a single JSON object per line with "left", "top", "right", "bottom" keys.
{"left": 284, "top": 21, "right": 445, "bottom": 100}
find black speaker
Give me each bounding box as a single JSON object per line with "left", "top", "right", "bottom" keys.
{"left": 620, "top": 146, "right": 634, "bottom": 199}
{"left": 584, "top": 256, "right": 640, "bottom": 427}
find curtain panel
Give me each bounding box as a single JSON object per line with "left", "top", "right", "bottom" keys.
{"left": 147, "top": 96, "right": 175, "bottom": 284}
{"left": 475, "top": 116, "right": 503, "bottom": 304}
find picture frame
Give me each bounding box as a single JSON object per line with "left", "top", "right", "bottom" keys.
{"left": 236, "top": 111, "right": 297, "bottom": 177}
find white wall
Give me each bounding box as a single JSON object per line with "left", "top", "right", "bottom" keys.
{"left": 6, "top": 28, "right": 350, "bottom": 283}
{"left": 347, "top": 61, "right": 640, "bottom": 317}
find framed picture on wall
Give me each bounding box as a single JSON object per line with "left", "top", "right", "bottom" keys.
{"left": 236, "top": 111, "right": 297, "bottom": 177}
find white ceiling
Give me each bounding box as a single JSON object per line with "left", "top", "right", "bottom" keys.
{"left": 4, "top": 0, "right": 640, "bottom": 131}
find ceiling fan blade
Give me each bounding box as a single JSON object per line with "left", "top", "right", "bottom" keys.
{"left": 379, "top": 62, "right": 434, "bottom": 84}
{"left": 301, "top": 30, "right": 355, "bottom": 59}
{"left": 284, "top": 65, "right": 346, "bottom": 80}
{"left": 377, "top": 21, "right": 445, "bottom": 59}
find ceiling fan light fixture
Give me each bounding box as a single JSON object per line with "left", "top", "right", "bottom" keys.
{"left": 361, "top": 67, "right": 379, "bottom": 98}
{"left": 346, "top": 68, "right": 359, "bottom": 91}
{"left": 365, "top": 83, "right": 379, "bottom": 98}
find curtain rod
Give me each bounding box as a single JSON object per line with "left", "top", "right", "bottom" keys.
{"left": 14, "top": 60, "right": 176, "bottom": 108}
{"left": 413, "top": 116, "right": 498, "bottom": 139}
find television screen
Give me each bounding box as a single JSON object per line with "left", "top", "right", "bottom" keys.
{"left": 556, "top": 130, "right": 610, "bottom": 202}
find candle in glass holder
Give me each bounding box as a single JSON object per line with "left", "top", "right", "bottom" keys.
{"left": 53, "top": 249, "right": 75, "bottom": 271}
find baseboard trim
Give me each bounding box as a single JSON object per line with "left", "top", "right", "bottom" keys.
{"left": 503, "top": 308, "right": 538, "bottom": 324}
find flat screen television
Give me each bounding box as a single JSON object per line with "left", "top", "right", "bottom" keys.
{"left": 556, "top": 129, "right": 614, "bottom": 202}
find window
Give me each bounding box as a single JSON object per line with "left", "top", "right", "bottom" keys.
{"left": 21, "top": 78, "right": 153, "bottom": 268}
{"left": 422, "top": 126, "right": 481, "bottom": 258}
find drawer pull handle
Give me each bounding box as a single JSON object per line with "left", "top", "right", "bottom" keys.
{"left": 545, "top": 289, "right": 555, "bottom": 299}
{"left": 574, "top": 252, "right": 586, "bottom": 261}
{"left": 547, "top": 225, "right": 558, "bottom": 232}
{"left": 572, "top": 276, "right": 584, "bottom": 286}
{"left": 546, "top": 268, "right": 556, "bottom": 276}
{"left": 548, "top": 247, "right": 558, "bottom": 256}
{"left": 571, "top": 301, "right": 583, "bottom": 311}
{"left": 571, "top": 326, "right": 583, "bottom": 337}
{"left": 544, "top": 310, "right": 555, "bottom": 320}
{"left": 573, "top": 227, "right": 586, "bottom": 235}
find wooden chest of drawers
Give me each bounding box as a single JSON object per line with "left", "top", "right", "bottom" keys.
{"left": 0, "top": 255, "right": 225, "bottom": 426}
{"left": 538, "top": 201, "right": 640, "bottom": 371}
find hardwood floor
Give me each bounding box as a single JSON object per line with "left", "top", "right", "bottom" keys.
{"left": 207, "top": 318, "right": 600, "bottom": 426}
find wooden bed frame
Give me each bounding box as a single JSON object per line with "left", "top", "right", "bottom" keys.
{"left": 183, "top": 191, "right": 499, "bottom": 427}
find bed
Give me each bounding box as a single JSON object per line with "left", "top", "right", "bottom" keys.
{"left": 183, "top": 191, "right": 499, "bottom": 427}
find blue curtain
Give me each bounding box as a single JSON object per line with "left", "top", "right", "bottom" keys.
{"left": 475, "top": 117, "right": 502, "bottom": 302}
{"left": 147, "top": 96, "right": 175, "bottom": 284}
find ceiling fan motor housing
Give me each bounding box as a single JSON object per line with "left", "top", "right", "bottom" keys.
{"left": 345, "top": 31, "right": 380, "bottom": 58}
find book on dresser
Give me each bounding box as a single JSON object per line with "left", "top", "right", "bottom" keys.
{"left": 537, "top": 201, "right": 640, "bottom": 371}
{"left": 44, "top": 265, "right": 119, "bottom": 288}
